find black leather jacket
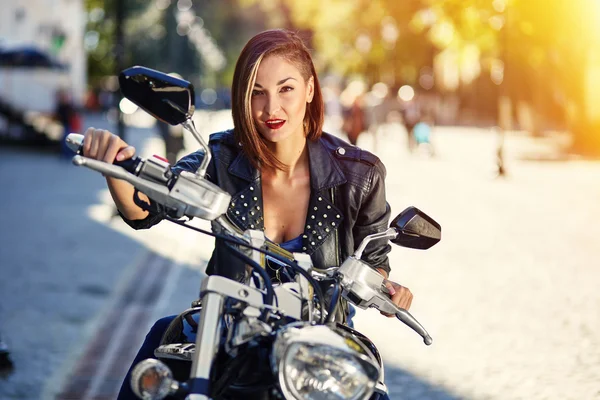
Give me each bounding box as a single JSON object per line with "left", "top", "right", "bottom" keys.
{"left": 122, "top": 129, "right": 391, "bottom": 284}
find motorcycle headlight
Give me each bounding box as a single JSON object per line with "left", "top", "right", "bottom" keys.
{"left": 272, "top": 324, "right": 379, "bottom": 400}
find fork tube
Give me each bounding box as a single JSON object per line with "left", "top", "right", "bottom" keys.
{"left": 187, "top": 291, "right": 224, "bottom": 399}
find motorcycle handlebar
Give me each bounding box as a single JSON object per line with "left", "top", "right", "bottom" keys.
{"left": 65, "top": 133, "right": 144, "bottom": 175}
{"left": 67, "top": 133, "right": 230, "bottom": 221}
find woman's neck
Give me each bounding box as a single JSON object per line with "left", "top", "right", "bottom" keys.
{"left": 265, "top": 134, "right": 309, "bottom": 179}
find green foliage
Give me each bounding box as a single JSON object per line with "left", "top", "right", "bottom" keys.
{"left": 85, "top": 0, "right": 151, "bottom": 85}
{"left": 84, "top": 0, "right": 270, "bottom": 90}
{"left": 83, "top": 0, "right": 598, "bottom": 150}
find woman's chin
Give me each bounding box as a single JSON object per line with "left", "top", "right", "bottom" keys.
{"left": 260, "top": 128, "right": 290, "bottom": 143}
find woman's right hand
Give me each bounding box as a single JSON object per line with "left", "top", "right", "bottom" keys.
{"left": 82, "top": 127, "right": 137, "bottom": 164}
{"left": 82, "top": 127, "right": 150, "bottom": 220}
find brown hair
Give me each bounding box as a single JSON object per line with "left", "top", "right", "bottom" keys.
{"left": 231, "top": 29, "right": 324, "bottom": 170}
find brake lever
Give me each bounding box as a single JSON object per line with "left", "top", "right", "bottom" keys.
{"left": 337, "top": 257, "right": 433, "bottom": 346}
{"left": 72, "top": 155, "right": 183, "bottom": 214}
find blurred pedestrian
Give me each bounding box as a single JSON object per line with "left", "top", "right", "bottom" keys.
{"left": 84, "top": 86, "right": 100, "bottom": 112}
{"left": 54, "top": 88, "right": 81, "bottom": 159}
{"left": 400, "top": 97, "right": 421, "bottom": 152}
{"left": 342, "top": 93, "right": 367, "bottom": 146}
{"left": 412, "top": 112, "right": 435, "bottom": 157}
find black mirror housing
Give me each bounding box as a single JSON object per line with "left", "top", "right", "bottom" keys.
{"left": 119, "top": 66, "right": 195, "bottom": 125}
{"left": 390, "top": 207, "right": 441, "bottom": 250}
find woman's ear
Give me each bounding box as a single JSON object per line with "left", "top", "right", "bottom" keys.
{"left": 306, "top": 76, "right": 315, "bottom": 103}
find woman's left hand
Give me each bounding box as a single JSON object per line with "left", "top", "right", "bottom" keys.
{"left": 376, "top": 268, "right": 413, "bottom": 317}
{"left": 381, "top": 280, "right": 413, "bottom": 317}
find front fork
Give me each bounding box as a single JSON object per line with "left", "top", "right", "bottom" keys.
{"left": 187, "top": 274, "right": 266, "bottom": 400}
{"left": 187, "top": 291, "right": 224, "bottom": 400}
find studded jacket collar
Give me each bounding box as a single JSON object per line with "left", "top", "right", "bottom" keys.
{"left": 124, "top": 129, "right": 391, "bottom": 283}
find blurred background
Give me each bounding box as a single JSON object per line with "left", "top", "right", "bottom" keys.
{"left": 2, "top": 0, "right": 600, "bottom": 153}
{"left": 1, "top": 0, "right": 599, "bottom": 399}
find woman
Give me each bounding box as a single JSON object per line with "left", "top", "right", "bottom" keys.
{"left": 83, "top": 29, "right": 412, "bottom": 399}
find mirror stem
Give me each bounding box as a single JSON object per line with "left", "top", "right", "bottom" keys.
{"left": 182, "top": 119, "right": 211, "bottom": 178}
{"left": 354, "top": 228, "right": 398, "bottom": 260}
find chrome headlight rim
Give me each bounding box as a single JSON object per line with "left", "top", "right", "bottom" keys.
{"left": 272, "top": 324, "right": 380, "bottom": 400}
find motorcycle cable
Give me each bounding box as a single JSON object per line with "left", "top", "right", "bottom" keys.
{"left": 325, "top": 280, "right": 341, "bottom": 324}
{"left": 222, "top": 240, "right": 274, "bottom": 322}
{"left": 164, "top": 216, "right": 327, "bottom": 325}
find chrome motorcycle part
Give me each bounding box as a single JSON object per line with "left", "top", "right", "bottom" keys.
{"left": 130, "top": 358, "right": 177, "bottom": 400}
{"left": 337, "top": 256, "right": 433, "bottom": 345}
{"left": 168, "top": 171, "right": 230, "bottom": 219}
{"left": 154, "top": 343, "right": 195, "bottom": 361}
{"left": 181, "top": 119, "right": 211, "bottom": 178}
{"left": 272, "top": 324, "right": 379, "bottom": 400}
{"left": 334, "top": 323, "right": 387, "bottom": 396}
{"left": 189, "top": 290, "right": 225, "bottom": 396}
{"left": 352, "top": 228, "right": 398, "bottom": 260}
{"left": 71, "top": 154, "right": 231, "bottom": 220}
{"left": 272, "top": 282, "right": 305, "bottom": 320}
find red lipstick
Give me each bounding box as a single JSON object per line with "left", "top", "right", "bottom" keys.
{"left": 266, "top": 119, "right": 285, "bottom": 130}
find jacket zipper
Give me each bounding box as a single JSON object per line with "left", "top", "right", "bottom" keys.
{"left": 330, "top": 187, "right": 340, "bottom": 267}
{"left": 331, "top": 186, "right": 346, "bottom": 324}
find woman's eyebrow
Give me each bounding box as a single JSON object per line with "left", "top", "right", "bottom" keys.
{"left": 254, "top": 77, "right": 297, "bottom": 88}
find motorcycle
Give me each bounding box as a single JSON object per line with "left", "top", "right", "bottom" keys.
{"left": 66, "top": 66, "right": 441, "bottom": 400}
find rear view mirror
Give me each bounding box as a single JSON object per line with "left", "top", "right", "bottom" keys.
{"left": 390, "top": 207, "right": 441, "bottom": 249}
{"left": 119, "top": 66, "right": 195, "bottom": 125}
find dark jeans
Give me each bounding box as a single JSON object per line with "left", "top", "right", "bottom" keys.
{"left": 117, "top": 316, "right": 175, "bottom": 400}
{"left": 117, "top": 311, "right": 390, "bottom": 400}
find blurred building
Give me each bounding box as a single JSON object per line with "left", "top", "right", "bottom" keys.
{"left": 0, "top": 0, "right": 87, "bottom": 112}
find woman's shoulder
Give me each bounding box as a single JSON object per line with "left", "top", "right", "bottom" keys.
{"left": 318, "top": 132, "right": 386, "bottom": 190}
{"left": 208, "top": 128, "right": 237, "bottom": 147}
{"left": 319, "top": 131, "right": 385, "bottom": 180}
{"left": 319, "top": 131, "right": 381, "bottom": 167}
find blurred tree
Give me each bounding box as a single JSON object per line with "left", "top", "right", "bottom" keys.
{"left": 241, "top": 0, "right": 600, "bottom": 154}
{"left": 190, "top": 0, "right": 269, "bottom": 88}
{"left": 84, "top": 0, "right": 151, "bottom": 86}
{"left": 84, "top": 0, "right": 599, "bottom": 153}
{"left": 238, "top": 0, "right": 433, "bottom": 87}
{"left": 84, "top": 0, "right": 269, "bottom": 90}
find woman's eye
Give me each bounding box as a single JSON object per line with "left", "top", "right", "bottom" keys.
{"left": 280, "top": 86, "right": 293, "bottom": 93}
{"left": 252, "top": 90, "right": 263, "bottom": 96}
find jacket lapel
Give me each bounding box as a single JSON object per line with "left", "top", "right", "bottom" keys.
{"left": 226, "top": 151, "right": 263, "bottom": 231}
{"left": 301, "top": 139, "right": 346, "bottom": 255}
{"left": 224, "top": 138, "right": 346, "bottom": 255}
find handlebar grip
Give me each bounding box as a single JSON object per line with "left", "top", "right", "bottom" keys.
{"left": 114, "top": 156, "right": 143, "bottom": 175}
{"left": 66, "top": 133, "right": 142, "bottom": 175}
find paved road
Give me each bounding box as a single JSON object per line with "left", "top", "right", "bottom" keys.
{"left": 0, "top": 113, "right": 207, "bottom": 400}
{"left": 354, "top": 124, "right": 600, "bottom": 400}
{"left": 1, "top": 112, "right": 599, "bottom": 399}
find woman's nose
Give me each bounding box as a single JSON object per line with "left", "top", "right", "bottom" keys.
{"left": 265, "top": 94, "right": 281, "bottom": 116}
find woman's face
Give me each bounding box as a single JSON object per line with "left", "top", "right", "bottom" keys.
{"left": 251, "top": 54, "right": 314, "bottom": 144}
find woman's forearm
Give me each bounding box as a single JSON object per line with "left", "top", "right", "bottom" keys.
{"left": 106, "top": 177, "right": 149, "bottom": 220}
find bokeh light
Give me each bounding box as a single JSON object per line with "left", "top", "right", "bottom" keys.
{"left": 397, "top": 85, "right": 415, "bottom": 102}
{"left": 119, "top": 98, "right": 138, "bottom": 114}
